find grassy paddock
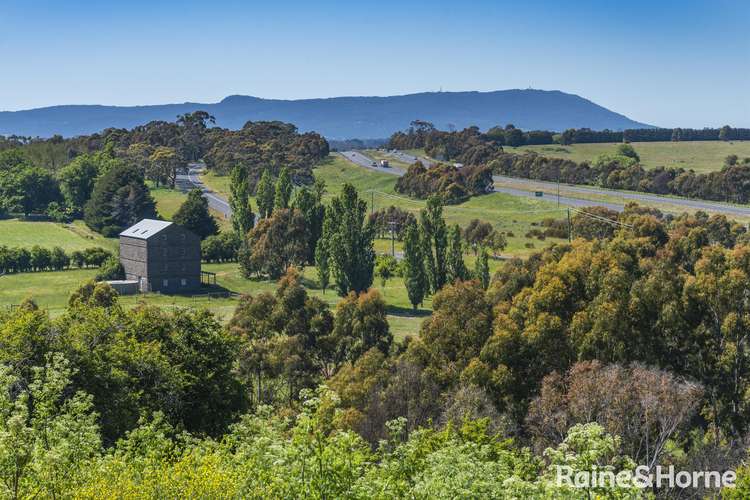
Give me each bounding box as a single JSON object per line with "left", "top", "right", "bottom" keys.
{"left": 0, "top": 219, "right": 117, "bottom": 251}
{"left": 151, "top": 186, "right": 188, "bottom": 219}
{"left": 0, "top": 262, "right": 432, "bottom": 341}
{"left": 201, "top": 171, "right": 232, "bottom": 200}
{"left": 505, "top": 140, "right": 750, "bottom": 173}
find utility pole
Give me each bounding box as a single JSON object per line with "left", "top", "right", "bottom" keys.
{"left": 557, "top": 168, "right": 561, "bottom": 208}
{"left": 567, "top": 208, "right": 572, "bottom": 242}
{"left": 387, "top": 220, "right": 397, "bottom": 256}
{"left": 371, "top": 191, "right": 374, "bottom": 215}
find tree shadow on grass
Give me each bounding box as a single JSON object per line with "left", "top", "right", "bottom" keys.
{"left": 163, "top": 283, "right": 236, "bottom": 297}
{"left": 386, "top": 304, "right": 432, "bottom": 318}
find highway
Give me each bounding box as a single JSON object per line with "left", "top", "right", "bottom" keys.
{"left": 177, "top": 164, "right": 233, "bottom": 218}
{"left": 341, "top": 150, "right": 750, "bottom": 216}
{"left": 492, "top": 174, "right": 750, "bottom": 217}
{"left": 181, "top": 152, "right": 750, "bottom": 219}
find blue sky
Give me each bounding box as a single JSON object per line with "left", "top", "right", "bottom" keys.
{"left": 1, "top": 0, "right": 748, "bottom": 127}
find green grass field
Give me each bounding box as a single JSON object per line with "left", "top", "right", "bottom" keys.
{"left": 202, "top": 171, "right": 232, "bottom": 200}
{"left": 151, "top": 186, "right": 188, "bottom": 219}
{"left": 0, "top": 219, "right": 117, "bottom": 251}
{"left": 505, "top": 141, "right": 750, "bottom": 173}
{"left": 0, "top": 262, "right": 431, "bottom": 341}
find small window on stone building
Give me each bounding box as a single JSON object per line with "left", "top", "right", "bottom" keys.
{"left": 163, "top": 279, "right": 168, "bottom": 288}
{"left": 181, "top": 278, "right": 187, "bottom": 286}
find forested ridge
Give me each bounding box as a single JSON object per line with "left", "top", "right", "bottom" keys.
{"left": 0, "top": 112, "right": 328, "bottom": 235}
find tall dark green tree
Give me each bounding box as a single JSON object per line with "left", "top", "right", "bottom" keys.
{"left": 316, "top": 183, "right": 375, "bottom": 296}
{"left": 274, "top": 167, "right": 293, "bottom": 210}
{"left": 173, "top": 189, "right": 219, "bottom": 240}
{"left": 403, "top": 222, "right": 427, "bottom": 310}
{"left": 256, "top": 169, "right": 275, "bottom": 218}
{"left": 315, "top": 208, "right": 332, "bottom": 293}
{"left": 229, "top": 165, "right": 255, "bottom": 237}
{"left": 475, "top": 246, "right": 490, "bottom": 289}
{"left": 420, "top": 196, "right": 448, "bottom": 293}
{"left": 84, "top": 163, "right": 156, "bottom": 236}
{"left": 291, "top": 184, "right": 326, "bottom": 264}
{"left": 446, "top": 224, "right": 468, "bottom": 283}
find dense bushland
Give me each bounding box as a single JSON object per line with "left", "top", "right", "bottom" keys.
{"left": 394, "top": 161, "right": 494, "bottom": 203}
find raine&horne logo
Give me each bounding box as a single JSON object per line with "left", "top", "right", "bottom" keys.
{"left": 556, "top": 465, "right": 736, "bottom": 490}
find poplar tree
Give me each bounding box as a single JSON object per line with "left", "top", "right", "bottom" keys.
{"left": 475, "top": 246, "right": 490, "bottom": 289}
{"left": 316, "top": 183, "right": 374, "bottom": 295}
{"left": 229, "top": 165, "right": 255, "bottom": 237}
{"left": 274, "top": 167, "right": 293, "bottom": 210}
{"left": 446, "top": 224, "right": 468, "bottom": 283}
{"left": 403, "top": 222, "right": 427, "bottom": 310}
{"left": 256, "top": 169, "right": 275, "bottom": 218}
{"left": 292, "top": 185, "right": 325, "bottom": 264}
{"left": 315, "top": 207, "right": 331, "bottom": 293}
{"left": 419, "top": 196, "right": 447, "bottom": 293}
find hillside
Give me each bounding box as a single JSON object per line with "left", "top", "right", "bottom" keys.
{"left": 0, "top": 89, "right": 652, "bottom": 139}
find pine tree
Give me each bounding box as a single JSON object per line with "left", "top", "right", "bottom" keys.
{"left": 173, "top": 189, "right": 219, "bottom": 239}
{"left": 229, "top": 165, "right": 255, "bottom": 237}
{"left": 84, "top": 163, "right": 156, "bottom": 236}
{"left": 403, "top": 222, "right": 427, "bottom": 310}
{"left": 446, "top": 224, "right": 468, "bottom": 283}
{"left": 274, "top": 167, "right": 293, "bottom": 210}
{"left": 256, "top": 169, "right": 275, "bottom": 218}
{"left": 475, "top": 246, "right": 490, "bottom": 289}
{"left": 419, "top": 196, "right": 447, "bottom": 293}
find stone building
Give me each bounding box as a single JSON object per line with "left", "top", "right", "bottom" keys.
{"left": 119, "top": 219, "right": 201, "bottom": 293}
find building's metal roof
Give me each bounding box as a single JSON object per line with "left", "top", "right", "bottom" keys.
{"left": 119, "top": 219, "right": 173, "bottom": 239}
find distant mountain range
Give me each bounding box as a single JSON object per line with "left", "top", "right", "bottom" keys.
{"left": 0, "top": 89, "right": 653, "bottom": 139}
